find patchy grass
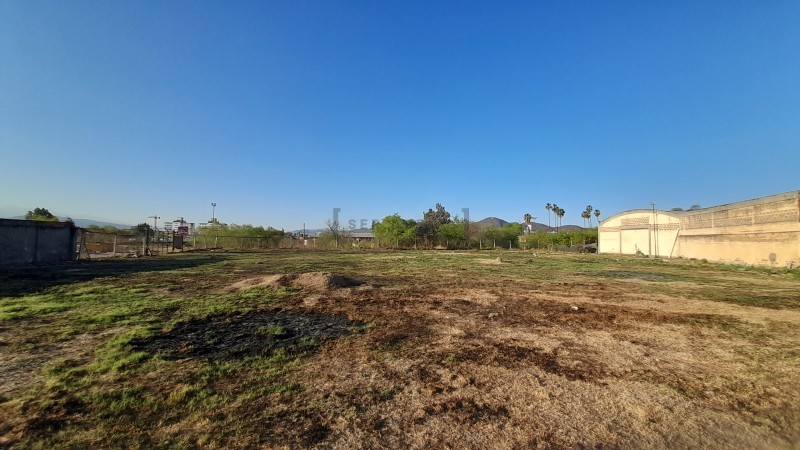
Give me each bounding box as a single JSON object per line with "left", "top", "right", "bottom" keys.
{"left": 1, "top": 250, "right": 799, "bottom": 448}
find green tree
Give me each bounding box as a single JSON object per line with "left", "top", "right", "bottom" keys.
{"left": 418, "top": 203, "right": 451, "bottom": 245}
{"left": 594, "top": 209, "right": 601, "bottom": 225}
{"left": 25, "top": 207, "right": 58, "bottom": 222}
{"left": 437, "top": 222, "right": 465, "bottom": 247}
{"left": 373, "top": 214, "right": 418, "bottom": 247}
{"left": 132, "top": 223, "right": 152, "bottom": 237}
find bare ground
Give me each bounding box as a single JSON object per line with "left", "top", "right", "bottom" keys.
{"left": 1, "top": 251, "right": 799, "bottom": 448}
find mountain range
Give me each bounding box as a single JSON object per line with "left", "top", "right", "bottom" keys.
{"left": 0, "top": 206, "right": 133, "bottom": 229}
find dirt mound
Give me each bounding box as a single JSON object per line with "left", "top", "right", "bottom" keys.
{"left": 225, "top": 274, "right": 293, "bottom": 292}
{"left": 292, "top": 272, "right": 362, "bottom": 290}
{"left": 131, "top": 310, "right": 361, "bottom": 361}
{"left": 226, "top": 272, "right": 362, "bottom": 292}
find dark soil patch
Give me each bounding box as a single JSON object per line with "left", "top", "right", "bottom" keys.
{"left": 132, "top": 310, "right": 362, "bottom": 361}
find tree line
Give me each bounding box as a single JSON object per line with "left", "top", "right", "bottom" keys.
{"left": 368, "top": 203, "right": 599, "bottom": 250}
{"left": 22, "top": 203, "right": 601, "bottom": 251}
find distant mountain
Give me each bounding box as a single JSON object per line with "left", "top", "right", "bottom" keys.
{"left": 527, "top": 222, "right": 554, "bottom": 232}
{"left": 4, "top": 214, "right": 132, "bottom": 230}
{"left": 69, "top": 218, "right": 134, "bottom": 229}
{"left": 1, "top": 206, "right": 135, "bottom": 228}
{"left": 472, "top": 216, "right": 586, "bottom": 233}
{"left": 473, "top": 217, "right": 508, "bottom": 228}
{"left": 0, "top": 206, "right": 28, "bottom": 218}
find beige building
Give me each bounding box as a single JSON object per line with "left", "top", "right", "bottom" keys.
{"left": 598, "top": 191, "right": 800, "bottom": 268}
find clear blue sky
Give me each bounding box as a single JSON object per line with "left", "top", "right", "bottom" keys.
{"left": 2, "top": 1, "right": 799, "bottom": 229}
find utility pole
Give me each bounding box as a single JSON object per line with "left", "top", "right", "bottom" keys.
{"left": 148, "top": 215, "right": 160, "bottom": 255}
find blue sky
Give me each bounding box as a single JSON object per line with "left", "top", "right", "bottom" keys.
{"left": 2, "top": 1, "right": 799, "bottom": 229}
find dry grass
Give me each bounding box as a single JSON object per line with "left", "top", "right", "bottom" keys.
{"left": 1, "top": 250, "right": 799, "bottom": 448}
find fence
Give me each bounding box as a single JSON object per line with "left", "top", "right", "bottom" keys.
{"left": 191, "top": 234, "right": 296, "bottom": 250}
{"left": 78, "top": 230, "right": 195, "bottom": 258}
{"left": 0, "top": 219, "right": 78, "bottom": 265}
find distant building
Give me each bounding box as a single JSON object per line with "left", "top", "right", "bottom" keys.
{"left": 598, "top": 191, "right": 800, "bottom": 268}
{"left": 350, "top": 229, "right": 374, "bottom": 240}
{"left": 196, "top": 220, "right": 222, "bottom": 231}
{"left": 163, "top": 217, "right": 196, "bottom": 235}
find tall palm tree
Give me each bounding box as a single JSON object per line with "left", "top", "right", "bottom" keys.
{"left": 523, "top": 213, "right": 532, "bottom": 234}
{"left": 584, "top": 205, "right": 593, "bottom": 228}
{"left": 545, "top": 203, "right": 552, "bottom": 228}
{"left": 556, "top": 206, "right": 566, "bottom": 232}
{"left": 594, "top": 209, "right": 601, "bottom": 226}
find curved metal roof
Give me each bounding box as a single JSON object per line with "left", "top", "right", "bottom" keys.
{"left": 599, "top": 209, "right": 684, "bottom": 225}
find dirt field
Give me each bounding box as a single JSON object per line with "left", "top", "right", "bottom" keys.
{"left": 1, "top": 250, "right": 799, "bottom": 448}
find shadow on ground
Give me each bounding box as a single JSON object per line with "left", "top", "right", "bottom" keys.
{"left": 0, "top": 254, "right": 226, "bottom": 297}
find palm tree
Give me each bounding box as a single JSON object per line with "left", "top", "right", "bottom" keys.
{"left": 523, "top": 213, "right": 532, "bottom": 234}
{"left": 584, "top": 205, "right": 593, "bottom": 228}
{"left": 557, "top": 207, "right": 565, "bottom": 232}
{"left": 545, "top": 203, "right": 552, "bottom": 228}
{"left": 594, "top": 209, "right": 601, "bottom": 226}
{"left": 551, "top": 204, "right": 558, "bottom": 230}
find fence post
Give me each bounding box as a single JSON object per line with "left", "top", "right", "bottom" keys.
{"left": 113, "top": 234, "right": 117, "bottom": 256}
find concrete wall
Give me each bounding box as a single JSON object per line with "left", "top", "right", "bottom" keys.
{"left": 675, "top": 192, "right": 800, "bottom": 267}
{"left": 598, "top": 191, "right": 800, "bottom": 268}
{"left": 0, "top": 219, "right": 78, "bottom": 265}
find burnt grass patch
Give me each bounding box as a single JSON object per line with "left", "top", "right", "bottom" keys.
{"left": 597, "top": 270, "right": 674, "bottom": 281}
{"left": 133, "top": 309, "right": 362, "bottom": 361}
{"left": 421, "top": 397, "right": 509, "bottom": 424}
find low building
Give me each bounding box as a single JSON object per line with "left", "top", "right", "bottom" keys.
{"left": 598, "top": 191, "right": 800, "bottom": 268}
{"left": 163, "top": 217, "right": 196, "bottom": 235}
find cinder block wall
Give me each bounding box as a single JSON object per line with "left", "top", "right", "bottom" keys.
{"left": 676, "top": 192, "right": 800, "bottom": 267}
{"left": 0, "top": 219, "right": 78, "bottom": 265}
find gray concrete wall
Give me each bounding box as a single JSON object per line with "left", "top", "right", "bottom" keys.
{"left": 0, "top": 219, "right": 78, "bottom": 265}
